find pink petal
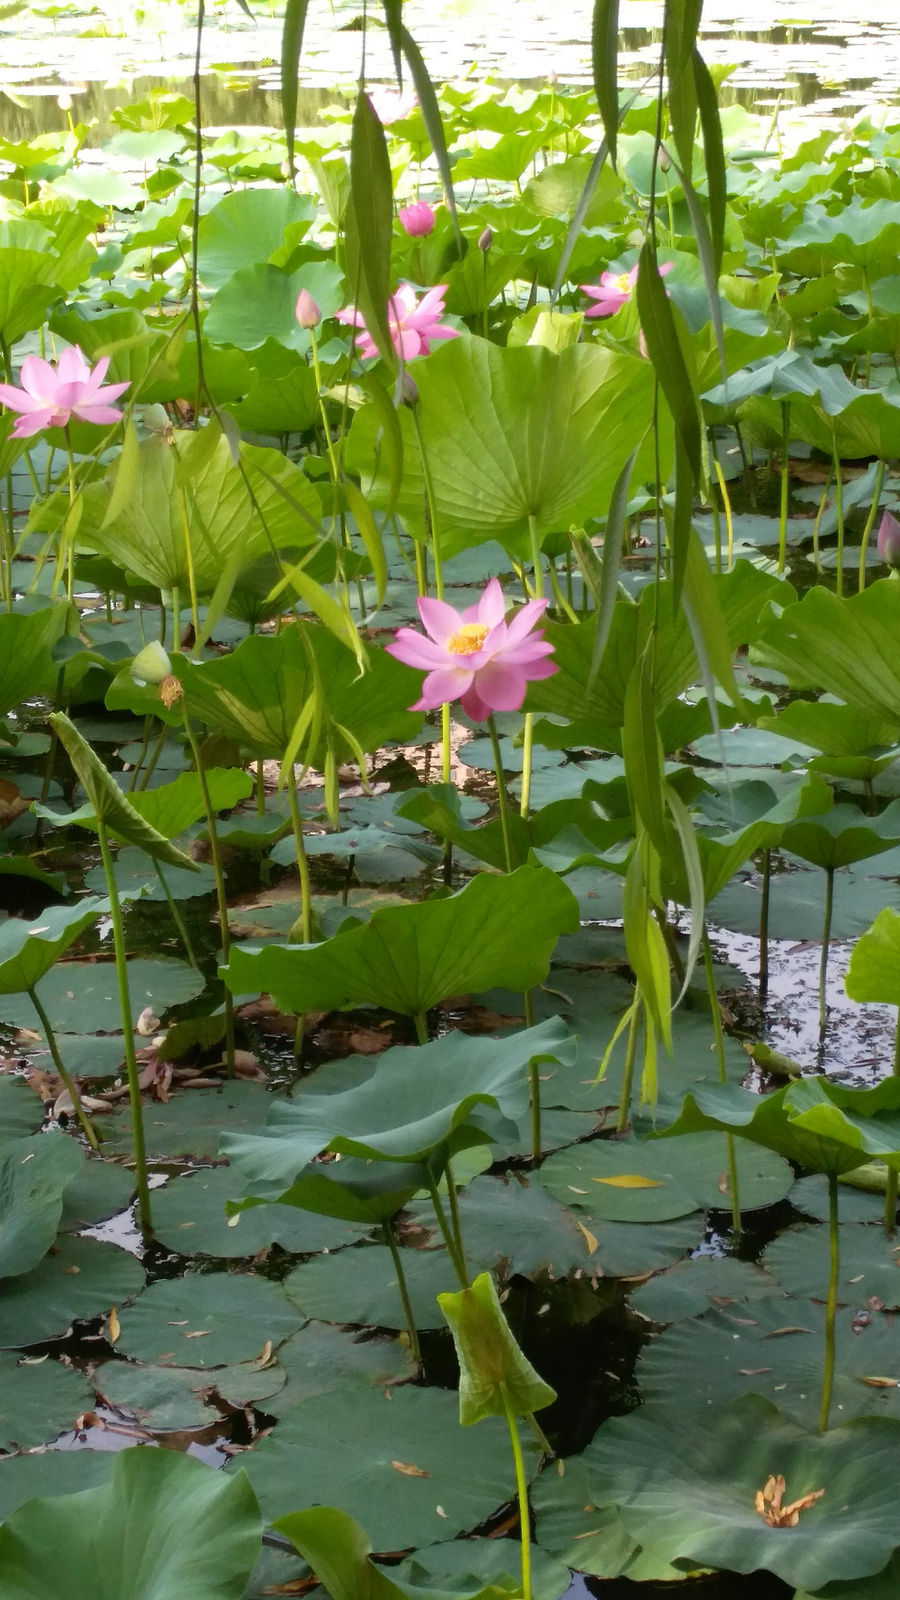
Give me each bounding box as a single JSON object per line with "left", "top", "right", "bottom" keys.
{"left": 12, "top": 410, "right": 55, "bottom": 437}
{"left": 0, "top": 387, "right": 50, "bottom": 415}
{"left": 336, "top": 307, "right": 365, "bottom": 328}
{"left": 395, "top": 325, "right": 424, "bottom": 360}
{"left": 391, "top": 284, "right": 418, "bottom": 318}
{"left": 417, "top": 595, "right": 464, "bottom": 645}
{"left": 57, "top": 346, "right": 93, "bottom": 385}
{"left": 71, "top": 402, "right": 125, "bottom": 425}
{"left": 415, "top": 285, "right": 448, "bottom": 320}
{"left": 460, "top": 683, "right": 491, "bottom": 722}
{"left": 475, "top": 578, "right": 506, "bottom": 629}
{"left": 521, "top": 657, "right": 558, "bottom": 682}
{"left": 18, "top": 355, "right": 58, "bottom": 402}
{"left": 497, "top": 639, "right": 557, "bottom": 667}
{"left": 627, "top": 265, "right": 640, "bottom": 287}
{"left": 503, "top": 597, "right": 548, "bottom": 646}
{"left": 471, "top": 659, "right": 529, "bottom": 712}
{"left": 413, "top": 665, "right": 473, "bottom": 709}
{"left": 658, "top": 262, "right": 675, "bottom": 278}
{"left": 422, "top": 323, "right": 459, "bottom": 345}
{"left": 385, "top": 631, "right": 454, "bottom": 670}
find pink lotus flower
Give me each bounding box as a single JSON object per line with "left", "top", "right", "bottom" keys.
{"left": 580, "top": 261, "right": 674, "bottom": 319}
{"left": 337, "top": 282, "right": 459, "bottom": 362}
{"left": 398, "top": 200, "right": 435, "bottom": 237}
{"left": 369, "top": 87, "right": 418, "bottom": 125}
{"left": 878, "top": 509, "right": 900, "bottom": 567}
{"left": 386, "top": 578, "right": 557, "bottom": 721}
{"left": 0, "top": 346, "right": 129, "bottom": 438}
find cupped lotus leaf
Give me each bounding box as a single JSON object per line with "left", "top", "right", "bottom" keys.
{"left": 0, "top": 235, "right": 61, "bottom": 345}
{"left": 231, "top": 1156, "right": 434, "bottom": 1228}
{"left": 585, "top": 1394, "right": 900, "bottom": 1590}
{"left": 780, "top": 802, "right": 900, "bottom": 872}
{"left": 78, "top": 430, "right": 321, "bottom": 596}
{"left": 788, "top": 197, "right": 900, "bottom": 275}
{"left": 760, "top": 700, "right": 900, "bottom": 762}
{"left": 652, "top": 1083, "right": 879, "bottom": 1177}
{"left": 150, "top": 1166, "right": 365, "bottom": 1257}
{"left": 764, "top": 1221, "right": 900, "bottom": 1310}
{"left": 539, "top": 1131, "right": 793, "bottom": 1222}
{"left": 702, "top": 349, "right": 860, "bottom": 412}
{"left": 410, "top": 1173, "right": 606, "bottom": 1280}
{"left": 638, "top": 1302, "right": 900, "bottom": 1432}
{"left": 204, "top": 261, "right": 345, "bottom": 352}
{"left": 221, "top": 1020, "right": 572, "bottom": 1195}
{"left": 124, "top": 768, "right": 253, "bottom": 838}
{"left": 531, "top": 1453, "right": 692, "bottom": 1582}
{"left": 220, "top": 866, "right": 579, "bottom": 1022}
{"left": 781, "top": 1076, "right": 900, "bottom": 1169}
{"left": 846, "top": 907, "right": 900, "bottom": 1006}
{"left": 0, "top": 1349, "right": 92, "bottom": 1451}
{"left": 115, "top": 1272, "right": 302, "bottom": 1369}
{"left": 664, "top": 777, "right": 834, "bottom": 906}
{"left": 233, "top": 1382, "right": 527, "bottom": 1545}
{"left": 0, "top": 898, "right": 109, "bottom": 995}
{"left": 276, "top": 1507, "right": 523, "bottom": 1600}
{"left": 0, "top": 1235, "right": 145, "bottom": 1348}
{"left": 284, "top": 1243, "right": 455, "bottom": 1330}
{"left": 177, "top": 624, "right": 421, "bottom": 765}
{"left": 266, "top": 1323, "right": 413, "bottom": 1418}
{"left": 0, "top": 1451, "right": 114, "bottom": 1526}
{"left": 0, "top": 604, "right": 73, "bottom": 715}
{"left": 0, "top": 1134, "right": 84, "bottom": 1278}
{"left": 794, "top": 1551, "right": 900, "bottom": 1599}
{"left": 629, "top": 1255, "right": 781, "bottom": 1324}
{"left": 197, "top": 187, "right": 317, "bottom": 289}
{"left": 528, "top": 561, "right": 785, "bottom": 732}
{"left": 48, "top": 714, "right": 197, "bottom": 870}
{"left": 439, "top": 1270, "right": 556, "bottom": 1424}
{"left": 0, "top": 1445, "right": 263, "bottom": 1600}
{"left": 754, "top": 581, "right": 900, "bottom": 721}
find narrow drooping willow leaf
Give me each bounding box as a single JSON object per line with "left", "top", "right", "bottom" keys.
{"left": 693, "top": 47, "right": 726, "bottom": 277}
{"left": 663, "top": 0, "right": 702, "bottom": 178}
{"left": 399, "top": 22, "right": 462, "bottom": 252}
{"left": 281, "top": 0, "right": 312, "bottom": 184}
{"left": 345, "top": 89, "right": 395, "bottom": 370}
{"left": 591, "top": 0, "right": 620, "bottom": 170}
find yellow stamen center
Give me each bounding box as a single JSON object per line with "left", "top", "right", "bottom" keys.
{"left": 613, "top": 273, "right": 631, "bottom": 294}
{"left": 446, "top": 622, "right": 489, "bottom": 656}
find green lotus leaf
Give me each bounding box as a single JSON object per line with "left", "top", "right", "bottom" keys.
{"left": 48, "top": 714, "right": 198, "bottom": 870}
{"left": 92, "top": 1361, "right": 220, "bottom": 1432}
{"left": 0, "top": 1451, "right": 114, "bottom": 1527}
{"left": 653, "top": 1082, "right": 882, "bottom": 1177}
{"left": 115, "top": 1272, "right": 302, "bottom": 1369}
{"left": 204, "top": 260, "right": 344, "bottom": 352}
{"left": 230, "top": 1155, "right": 434, "bottom": 1227}
{"left": 539, "top": 1129, "right": 793, "bottom": 1221}
{"left": 59, "top": 1160, "right": 134, "bottom": 1231}
{"left": 709, "top": 866, "right": 898, "bottom": 944}
{"left": 0, "top": 1446, "right": 262, "bottom": 1600}
{"left": 629, "top": 1254, "right": 780, "bottom": 1324}
{"left": 0, "top": 1135, "right": 83, "bottom": 1279}
{"left": 276, "top": 1506, "right": 521, "bottom": 1600}
{"left": 0, "top": 1078, "right": 43, "bottom": 1150}
{"left": 764, "top": 1221, "right": 900, "bottom": 1310}
{"left": 0, "top": 899, "right": 109, "bottom": 994}
{"left": 780, "top": 802, "right": 900, "bottom": 872}
{"left": 0, "top": 1349, "right": 92, "bottom": 1452}
{"left": 396, "top": 1536, "right": 568, "bottom": 1600}
{"left": 760, "top": 700, "right": 900, "bottom": 763}
{"left": 585, "top": 1394, "right": 900, "bottom": 1590}
{"left": 150, "top": 1165, "right": 365, "bottom": 1258}
{"left": 754, "top": 580, "right": 900, "bottom": 722}
{"left": 531, "top": 1452, "right": 692, "bottom": 1582}
{"left": 265, "top": 1323, "right": 413, "bottom": 1418}
{"left": 220, "top": 865, "right": 578, "bottom": 1022}
{"left": 0, "top": 1235, "right": 145, "bottom": 1348}
{"left": 197, "top": 187, "right": 317, "bottom": 289}
{"left": 782, "top": 1076, "right": 900, "bottom": 1169}
{"left": 0, "top": 604, "right": 73, "bottom": 716}
{"left": 0, "top": 956, "right": 205, "bottom": 1038}
{"left": 788, "top": 197, "right": 900, "bottom": 275}
{"left": 102, "top": 1080, "right": 272, "bottom": 1160}
{"left": 846, "top": 907, "right": 900, "bottom": 1006}
{"left": 284, "top": 1242, "right": 455, "bottom": 1330}
{"left": 439, "top": 1269, "right": 556, "bottom": 1424}
{"left": 222, "top": 1019, "right": 573, "bottom": 1194}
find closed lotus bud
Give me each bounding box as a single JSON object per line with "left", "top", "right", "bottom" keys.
{"left": 401, "top": 371, "right": 419, "bottom": 406}
{"left": 477, "top": 227, "right": 493, "bottom": 253}
{"left": 398, "top": 200, "right": 435, "bottom": 238}
{"left": 131, "top": 641, "right": 172, "bottom": 686}
{"left": 657, "top": 146, "right": 671, "bottom": 171}
{"left": 57, "top": 90, "right": 73, "bottom": 111}
{"left": 295, "top": 288, "right": 321, "bottom": 329}
{"left": 878, "top": 509, "right": 900, "bottom": 568}
{"left": 546, "top": 69, "right": 558, "bottom": 85}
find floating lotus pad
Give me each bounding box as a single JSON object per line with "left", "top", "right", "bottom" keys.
{"left": 0, "top": 1134, "right": 84, "bottom": 1278}
{"left": 531, "top": 1452, "right": 691, "bottom": 1582}
{"left": 629, "top": 1255, "right": 781, "bottom": 1324}
{"left": 115, "top": 1272, "right": 302, "bottom": 1369}
{"left": 264, "top": 1322, "right": 413, "bottom": 1417}
{"left": 0, "top": 1450, "right": 114, "bottom": 1525}
{"left": 101, "top": 1081, "right": 272, "bottom": 1160}
{"left": 284, "top": 1245, "right": 455, "bottom": 1331}
{"left": 149, "top": 1167, "right": 367, "bottom": 1258}
{"left": 763, "top": 1222, "right": 900, "bottom": 1310}
{"left": 59, "top": 1160, "right": 134, "bottom": 1231}
{"left": 539, "top": 1131, "right": 794, "bottom": 1222}
{"left": 0, "top": 1350, "right": 93, "bottom": 1450}
{"left": 0, "top": 958, "right": 205, "bottom": 1035}
{"left": 0, "top": 1078, "right": 42, "bottom": 1147}
{"left": 0, "top": 1235, "right": 145, "bottom": 1348}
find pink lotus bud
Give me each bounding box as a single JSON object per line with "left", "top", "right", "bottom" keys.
{"left": 478, "top": 227, "right": 493, "bottom": 253}
{"left": 546, "top": 69, "right": 558, "bottom": 85}
{"left": 398, "top": 200, "right": 435, "bottom": 237}
{"left": 878, "top": 509, "right": 900, "bottom": 568}
{"left": 295, "top": 288, "right": 321, "bottom": 329}
{"left": 401, "top": 371, "right": 419, "bottom": 406}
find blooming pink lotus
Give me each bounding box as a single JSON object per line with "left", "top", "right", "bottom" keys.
{"left": 0, "top": 347, "right": 129, "bottom": 438}
{"left": 581, "top": 261, "right": 674, "bottom": 319}
{"left": 398, "top": 199, "right": 435, "bottom": 237}
{"left": 369, "top": 87, "right": 418, "bottom": 125}
{"left": 386, "top": 578, "right": 557, "bottom": 721}
{"left": 337, "top": 282, "right": 459, "bottom": 361}
{"left": 878, "top": 509, "right": 900, "bottom": 568}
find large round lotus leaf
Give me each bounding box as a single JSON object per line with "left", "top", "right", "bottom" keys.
{"left": 585, "top": 1393, "right": 900, "bottom": 1590}
{"left": 24, "top": 1035, "right": 128, "bottom": 1080}
{"left": 92, "top": 1361, "right": 215, "bottom": 1431}
{"left": 589, "top": 1217, "right": 703, "bottom": 1278}
{"left": 265, "top": 1323, "right": 413, "bottom": 1417}
{"left": 0, "top": 1134, "right": 84, "bottom": 1278}
{"left": 84, "top": 849, "right": 216, "bottom": 901}
{"left": 0, "top": 1351, "right": 92, "bottom": 1449}
{"left": 764, "top": 1222, "right": 900, "bottom": 1309}
{"left": 233, "top": 1383, "right": 525, "bottom": 1545}
{"left": 397, "top": 1537, "right": 569, "bottom": 1600}
{"left": 638, "top": 1301, "right": 900, "bottom": 1429}
{"left": 0, "top": 1078, "right": 42, "bottom": 1148}
{"left": 59, "top": 1160, "right": 134, "bottom": 1232}
{"left": 102, "top": 1082, "right": 272, "bottom": 1159}
{"left": 0, "top": 958, "right": 205, "bottom": 1033}
{"left": 196, "top": 187, "right": 317, "bottom": 290}
{"left": 709, "top": 868, "right": 898, "bottom": 943}
{"left": 150, "top": 1167, "right": 366, "bottom": 1258}
{"left": 409, "top": 1174, "right": 599, "bottom": 1280}
{"left": 538, "top": 1132, "right": 792, "bottom": 1222}
{"left": 693, "top": 726, "right": 817, "bottom": 766}
{"left": 284, "top": 1245, "right": 456, "bottom": 1330}
{"left": 794, "top": 1550, "right": 900, "bottom": 1600}
{"left": 0, "top": 1450, "right": 114, "bottom": 1525}
{"left": 0, "top": 1236, "right": 145, "bottom": 1348}
{"left": 492, "top": 1109, "right": 601, "bottom": 1161}
{"left": 0, "top": 899, "right": 110, "bottom": 995}
{"left": 531, "top": 1453, "right": 690, "bottom": 1582}
{"left": 629, "top": 1255, "right": 781, "bottom": 1324}
{"left": 0, "top": 1443, "right": 263, "bottom": 1600}
{"left": 115, "top": 1272, "right": 302, "bottom": 1369}
{"left": 791, "top": 1174, "right": 886, "bottom": 1225}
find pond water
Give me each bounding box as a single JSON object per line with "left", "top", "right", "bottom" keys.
{"left": 2, "top": 0, "right": 900, "bottom": 141}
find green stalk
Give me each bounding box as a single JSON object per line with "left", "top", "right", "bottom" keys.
{"left": 381, "top": 1219, "right": 421, "bottom": 1369}
{"left": 413, "top": 1010, "right": 428, "bottom": 1045}
{"left": 410, "top": 404, "right": 452, "bottom": 799}
{"left": 309, "top": 323, "right": 341, "bottom": 486}
{"left": 486, "top": 713, "right": 515, "bottom": 874}
{"left": 884, "top": 1009, "right": 900, "bottom": 1233}
{"left": 702, "top": 925, "right": 741, "bottom": 1234}
{"left": 858, "top": 459, "right": 885, "bottom": 594}
{"left": 777, "top": 401, "right": 790, "bottom": 576}
{"left": 820, "top": 1172, "right": 840, "bottom": 1433}
{"left": 287, "top": 776, "right": 312, "bottom": 945}
{"left": 182, "top": 710, "right": 235, "bottom": 1076}
{"left": 528, "top": 1054, "right": 541, "bottom": 1166}
{"left": 444, "top": 1157, "right": 468, "bottom": 1283}
{"left": 157, "top": 863, "right": 200, "bottom": 970}
{"left": 501, "top": 1383, "right": 532, "bottom": 1600}
{"left": 818, "top": 866, "right": 834, "bottom": 1037}
{"left": 759, "top": 847, "right": 771, "bottom": 999}
{"left": 811, "top": 468, "right": 833, "bottom": 577}
{"left": 616, "top": 1000, "right": 641, "bottom": 1134}
{"left": 97, "top": 821, "right": 152, "bottom": 1235}
{"left": 27, "top": 986, "right": 99, "bottom": 1151}
{"left": 255, "top": 760, "right": 266, "bottom": 816}
{"left": 832, "top": 434, "right": 844, "bottom": 598}
{"left": 519, "top": 514, "right": 544, "bottom": 821}
{"left": 426, "top": 1163, "right": 468, "bottom": 1288}
{"left": 138, "top": 721, "right": 170, "bottom": 790}
{"left": 712, "top": 453, "right": 735, "bottom": 572}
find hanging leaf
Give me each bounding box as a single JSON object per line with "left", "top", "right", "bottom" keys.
{"left": 846, "top": 908, "right": 900, "bottom": 1006}
{"left": 281, "top": 0, "right": 312, "bottom": 183}
{"left": 398, "top": 23, "right": 462, "bottom": 253}
{"left": 622, "top": 653, "right": 667, "bottom": 857}
{"left": 361, "top": 371, "right": 404, "bottom": 516}
{"left": 345, "top": 90, "right": 395, "bottom": 370}
{"left": 693, "top": 49, "right": 726, "bottom": 277}
{"left": 439, "top": 1270, "right": 556, "bottom": 1425}
{"left": 636, "top": 242, "right": 702, "bottom": 482}
{"left": 342, "top": 479, "right": 387, "bottom": 607}
{"left": 591, "top": 0, "right": 620, "bottom": 171}
{"left": 48, "top": 715, "right": 199, "bottom": 870}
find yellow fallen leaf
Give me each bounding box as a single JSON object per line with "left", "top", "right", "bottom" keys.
{"left": 592, "top": 1174, "right": 664, "bottom": 1189}
{"left": 860, "top": 1375, "right": 900, "bottom": 1388}
{"left": 392, "top": 1461, "right": 430, "bottom": 1478}
{"left": 576, "top": 1221, "right": 598, "bottom": 1254}
{"left": 107, "top": 1308, "right": 120, "bottom": 1344}
{"left": 183, "top": 1330, "right": 212, "bottom": 1339}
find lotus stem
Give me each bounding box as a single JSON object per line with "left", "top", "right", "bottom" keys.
{"left": 519, "top": 713, "right": 534, "bottom": 818}
{"left": 713, "top": 454, "right": 735, "bottom": 572}
{"left": 97, "top": 820, "right": 152, "bottom": 1236}
{"left": 486, "top": 713, "right": 515, "bottom": 874}
{"left": 381, "top": 1219, "right": 421, "bottom": 1369}
{"left": 811, "top": 467, "right": 832, "bottom": 577}
{"left": 818, "top": 866, "right": 834, "bottom": 1037}
{"left": 27, "top": 986, "right": 99, "bottom": 1152}
{"left": 156, "top": 863, "right": 200, "bottom": 970}
{"left": 519, "top": 513, "right": 544, "bottom": 822}
{"left": 444, "top": 1157, "right": 468, "bottom": 1281}
{"left": 759, "top": 847, "right": 771, "bottom": 1000}
{"left": 308, "top": 323, "right": 341, "bottom": 486}
{"left": 182, "top": 709, "right": 235, "bottom": 1077}
{"left": 616, "top": 998, "right": 641, "bottom": 1134}
{"left": 501, "top": 1381, "right": 533, "bottom": 1600}
{"left": 287, "top": 775, "right": 312, "bottom": 945}
{"left": 858, "top": 459, "right": 886, "bottom": 594}
{"left": 702, "top": 924, "right": 741, "bottom": 1234}
{"left": 528, "top": 1054, "right": 541, "bottom": 1166}
{"left": 885, "top": 1008, "right": 900, "bottom": 1234}
{"left": 832, "top": 435, "right": 844, "bottom": 598}
{"left": 820, "top": 1171, "right": 840, "bottom": 1433}
{"left": 413, "top": 1010, "right": 428, "bottom": 1045}
{"left": 255, "top": 760, "right": 265, "bottom": 816}
{"left": 426, "top": 1162, "right": 468, "bottom": 1288}
{"left": 777, "top": 401, "right": 791, "bottom": 576}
